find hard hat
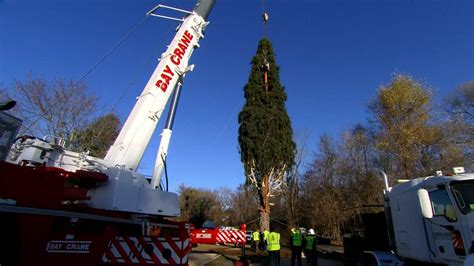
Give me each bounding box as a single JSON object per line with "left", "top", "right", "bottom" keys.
{"left": 291, "top": 228, "right": 296, "bottom": 233}
{"left": 308, "top": 229, "right": 315, "bottom": 235}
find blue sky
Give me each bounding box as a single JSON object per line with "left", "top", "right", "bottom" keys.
{"left": 1, "top": 0, "right": 473, "bottom": 192}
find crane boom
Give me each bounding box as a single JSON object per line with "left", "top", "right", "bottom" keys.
{"left": 105, "top": 0, "right": 215, "bottom": 171}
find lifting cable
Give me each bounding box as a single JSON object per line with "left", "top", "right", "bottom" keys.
{"left": 261, "top": 0, "right": 270, "bottom": 93}
{"left": 72, "top": 16, "right": 149, "bottom": 97}
{"left": 82, "top": 18, "right": 174, "bottom": 155}
{"left": 16, "top": 17, "right": 148, "bottom": 142}
{"left": 259, "top": 0, "right": 275, "bottom": 161}
{"left": 244, "top": 216, "right": 291, "bottom": 229}
{"left": 159, "top": 154, "right": 169, "bottom": 192}
{"left": 80, "top": 15, "right": 152, "bottom": 152}
{"left": 261, "top": 0, "right": 268, "bottom": 38}
{"left": 78, "top": 16, "right": 149, "bottom": 86}
{"left": 209, "top": 0, "right": 270, "bottom": 152}
{"left": 85, "top": 19, "right": 178, "bottom": 192}
{"left": 83, "top": 43, "right": 158, "bottom": 152}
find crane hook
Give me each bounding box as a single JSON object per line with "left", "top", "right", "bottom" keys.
{"left": 263, "top": 12, "right": 269, "bottom": 24}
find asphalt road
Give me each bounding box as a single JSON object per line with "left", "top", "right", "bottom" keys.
{"left": 189, "top": 244, "right": 344, "bottom": 266}
{"left": 281, "top": 256, "right": 343, "bottom": 266}
{"left": 189, "top": 252, "right": 342, "bottom": 266}
{"left": 188, "top": 252, "right": 221, "bottom": 266}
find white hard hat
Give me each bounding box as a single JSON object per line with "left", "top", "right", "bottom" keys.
{"left": 308, "top": 229, "right": 315, "bottom": 235}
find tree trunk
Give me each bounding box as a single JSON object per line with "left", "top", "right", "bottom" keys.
{"left": 259, "top": 174, "right": 270, "bottom": 231}
{"left": 260, "top": 210, "right": 270, "bottom": 232}
{"left": 287, "top": 177, "right": 298, "bottom": 229}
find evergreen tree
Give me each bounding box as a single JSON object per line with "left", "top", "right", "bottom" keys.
{"left": 238, "top": 38, "right": 295, "bottom": 231}
{"left": 73, "top": 113, "right": 121, "bottom": 158}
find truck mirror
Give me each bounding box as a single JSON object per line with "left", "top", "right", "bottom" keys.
{"left": 418, "top": 189, "right": 433, "bottom": 219}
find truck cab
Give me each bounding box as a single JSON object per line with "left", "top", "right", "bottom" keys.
{"left": 386, "top": 170, "right": 474, "bottom": 265}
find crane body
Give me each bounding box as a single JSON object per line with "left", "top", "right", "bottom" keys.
{"left": 0, "top": 1, "right": 215, "bottom": 265}
{"left": 5, "top": 0, "right": 214, "bottom": 217}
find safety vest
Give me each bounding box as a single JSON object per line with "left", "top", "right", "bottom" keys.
{"left": 292, "top": 231, "right": 302, "bottom": 247}
{"left": 305, "top": 235, "right": 315, "bottom": 250}
{"left": 266, "top": 232, "right": 280, "bottom": 251}
{"left": 263, "top": 230, "right": 269, "bottom": 240}
{"left": 253, "top": 231, "right": 260, "bottom": 241}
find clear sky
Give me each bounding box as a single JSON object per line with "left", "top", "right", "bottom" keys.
{"left": 1, "top": 0, "right": 473, "bottom": 193}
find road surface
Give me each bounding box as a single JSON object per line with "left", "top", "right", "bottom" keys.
{"left": 189, "top": 244, "right": 343, "bottom": 265}
{"left": 188, "top": 252, "right": 222, "bottom": 266}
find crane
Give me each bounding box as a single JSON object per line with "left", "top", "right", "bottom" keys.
{"left": 5, "top": 0, "right": 215, "bottom": 217}
{"left": 0, "top": 1, "right": 215, "bottom": 265}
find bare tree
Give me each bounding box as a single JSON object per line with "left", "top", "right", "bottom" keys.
{"left": 10, "top": 74, "right": 96, "bottom": 141}
{"left": 0, "top": 88, "right": 9, "bottom": 102}
{"left": 284, "top": 131, "right": 310, "bottom": 229}
{"left": 443, "top": 81, "right": 474, "bottom": 169}
{"left": 227, "top": 185, "right": 259, "bottom": 226}
{"left": 300, "top": 134, "right": 345, "bottom": 241}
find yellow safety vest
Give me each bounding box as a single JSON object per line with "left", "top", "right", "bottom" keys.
{"left": 263, "top": 230, "right": 269, "bottom": 240}
{"left": 292, "top": 231, "right": 302, "bottom": 247}
{"left": 253, "top": 231, "right": 260, "bottom": 241}
{"left": 266, "top": 232, "right": 280, "bottom": 251}
{"left": 305, "top": 235, "right": 315, "bottom": 250}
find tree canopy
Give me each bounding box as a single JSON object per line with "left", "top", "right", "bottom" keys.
{"left": 2, "top": 74, "right": 120, "bottom": 156}
{"left": 11, "top": 75, "right": 96, "bottom": 140}
{"left": 369, "top": 75, "right": 441, "bottom": 179}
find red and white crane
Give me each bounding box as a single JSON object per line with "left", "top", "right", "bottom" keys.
{"left": 7, "top": 0, "right": 214, "bottom": 216}
{"left": 0, "top": 0, "right": 215, "bottom": 265}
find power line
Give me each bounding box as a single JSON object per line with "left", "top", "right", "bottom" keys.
{"left": 76, "top": 16, "right": 149, "bottom": 86}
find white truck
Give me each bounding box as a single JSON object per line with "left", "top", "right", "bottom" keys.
{"left": 352, "top": 168, "right": 474, "bottom": 266}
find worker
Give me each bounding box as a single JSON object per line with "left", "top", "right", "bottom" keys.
{"left": 302, "top": 229, "right": 317, "bottom": 266}
{"left": 252, "top": 229, "right": 260, "bottom": 252}
{"left": 290, "top": 228, "right": 303, "bottom": 266}
{"left": 262, "top": 229, "right": 270, "bottom": 250}
{"left": 266, "top": 230, "right": 281, "bottom": 266}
